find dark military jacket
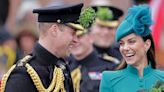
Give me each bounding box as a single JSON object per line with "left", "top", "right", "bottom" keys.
{"left": 4, "top": 43, "right": 74, "bottom": 92}
{"left": 94, "top": 43, "right": 122, "bottom": 65}
{"left": 69, "top": 51, "right": 117, "bottom": 92}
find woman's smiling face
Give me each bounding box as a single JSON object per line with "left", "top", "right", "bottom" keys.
{"left": 119, "top": 33, "right": 150, "bottom": 66}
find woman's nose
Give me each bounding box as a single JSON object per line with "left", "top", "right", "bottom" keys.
{"left": 123, "top": 43, "right": 130, "bottom": 51}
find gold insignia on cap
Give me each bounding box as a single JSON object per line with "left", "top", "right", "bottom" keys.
{"left": 76, "top": 30, "right": 87, "bottom": 37}
{"left": 67, "top": 23, "right": 84, "bottom": 30}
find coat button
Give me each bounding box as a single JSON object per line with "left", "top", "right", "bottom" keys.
{"left": 139, "top": 84, "right": 143, "bottom": 87}
{"left": 139, "top": 80, "right": 143, "bottom": 82}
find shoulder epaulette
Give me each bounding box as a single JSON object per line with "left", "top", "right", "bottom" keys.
{"left": 17, "top": 55, "right": 33, "bottom": 67}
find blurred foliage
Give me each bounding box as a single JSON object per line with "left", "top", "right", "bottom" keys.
{"left": 138, "top": 81, "right": 164, "bottom": 92}
{"left": 78, "top": 7, "right": 96, "bottom": 29}
{"left": 96, "top": 7, "right": 113, "bottom": 21}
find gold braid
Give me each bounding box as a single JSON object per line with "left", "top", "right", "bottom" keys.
{"left": 0, "top": 65, "right": 16, "bottom": 92}
{"left": 71, "top": 66, "right": 81, "bottom": 92}
{"left": 0, "top": 55, "right": 66, "bottom": 92}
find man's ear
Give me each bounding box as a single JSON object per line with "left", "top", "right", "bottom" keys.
{"left": 49, "top": 24, "right": 58, "bottom": 37}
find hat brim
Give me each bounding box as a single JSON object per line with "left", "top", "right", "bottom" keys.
{"left": 66, "top": 23, "right": 84, "bottom": 30}
{"left": 66, "top": 23, "right": 87, "bottom": 36}
{"left": 95, "top": 18, "right": 119, "bottom": 27}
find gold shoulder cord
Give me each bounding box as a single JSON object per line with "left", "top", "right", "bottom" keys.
{"left": 0, "top": 55, "right": 66, "bottom": 92}
{"left": 0, "top": 65, "right": 16, "bottom": 92}
{"left": 71, "top": 66, "right": 81, "bottom": 92}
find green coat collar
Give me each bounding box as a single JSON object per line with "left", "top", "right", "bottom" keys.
{"left": 126, "top": 64, "right": 153, "bottom": 78}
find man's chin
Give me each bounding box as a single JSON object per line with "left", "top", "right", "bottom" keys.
{"left": 97, "top": 44, "right": 111, "bottom": 48}
{"left": 65, "top": 51, "right": 71, "bottom": 57}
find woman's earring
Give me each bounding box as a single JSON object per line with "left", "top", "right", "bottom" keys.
{"left": 145, "top": 48, "right": 148, "bottom": 54}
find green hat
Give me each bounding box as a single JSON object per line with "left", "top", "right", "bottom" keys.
{"left": 116, "top": 5, "right": 153, "bottom": 42}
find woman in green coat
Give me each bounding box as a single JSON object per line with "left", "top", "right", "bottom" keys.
{"left": 100, "top": 5, "right": 164, "bottom": 92}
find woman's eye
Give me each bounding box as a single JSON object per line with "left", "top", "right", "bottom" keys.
{"left": 129, "top": 39, "right": 136, "bottom": 44}
{"left": 119, "top": 42, "right": 124, "bottom": 46}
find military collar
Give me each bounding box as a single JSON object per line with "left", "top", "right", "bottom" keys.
{"left": 33, "top": 43, "right": 58, "bottom": 66}
{"left": 126, "top": 63, "right": 153, "bottom": 78}
{"left": 94, "top": 45, "right": 110, "bottom": 54}
{"left": 94, "top": 43, "right": 120, "bottom": 55}
{"left": 76, "top": 51, "right": 99, "bottom": 67}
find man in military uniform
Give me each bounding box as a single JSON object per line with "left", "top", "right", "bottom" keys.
{"left": 70, "top": 30, "right": 118, "bottom": 92}
{"left": 68, "top": 7, "right": 118, "bottom": 92}
{"left": 90, "top": 0, "right": 123, "bottom": 67}
{"left": 0, "top": 3, "right": 84, "bottom": 92}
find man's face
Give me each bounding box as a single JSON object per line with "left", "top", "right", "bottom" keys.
{"left": 19, "top": 34, "right": 36, "bottom": 54}
{"left": 70, "top": 34, "right": 92, "bottom": 58}
{"left": 56, "top": 25, "right": 78, "bottom": 57}
{"left": 91, "top": 23, "right": 116, "bottom": 48}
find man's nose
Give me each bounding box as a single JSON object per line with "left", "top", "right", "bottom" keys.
{"left": 72, "top": 35, "right": 79, "bottom": 45}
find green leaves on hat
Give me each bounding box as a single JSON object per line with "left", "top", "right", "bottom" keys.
{"left": 78, "top": 7, "right": 96, "bottom": 29}
{"left": 96, "top": 7, "right": 113, "bottom": 21}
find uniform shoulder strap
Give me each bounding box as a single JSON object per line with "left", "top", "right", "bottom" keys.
{"left": 102, "top": 53, "right": 120, "bottom": 64}
{"left": 16, "top": 55, "right": 33, "bottom": 67}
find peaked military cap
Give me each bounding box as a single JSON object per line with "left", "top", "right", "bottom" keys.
{"left": 92, "top": 6, "right": 123, "bottom": 21}
{"left": 92, "top": 6, "right": 123, "bottom": 27}
{"left": 33, "top": 3, "right": 83, "bottom": 23}
{"left": 90, "top": 0, "right": 123, "bottom": 27}
{"left": 90, "top": 0, "right": 123, "bottom": 21}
